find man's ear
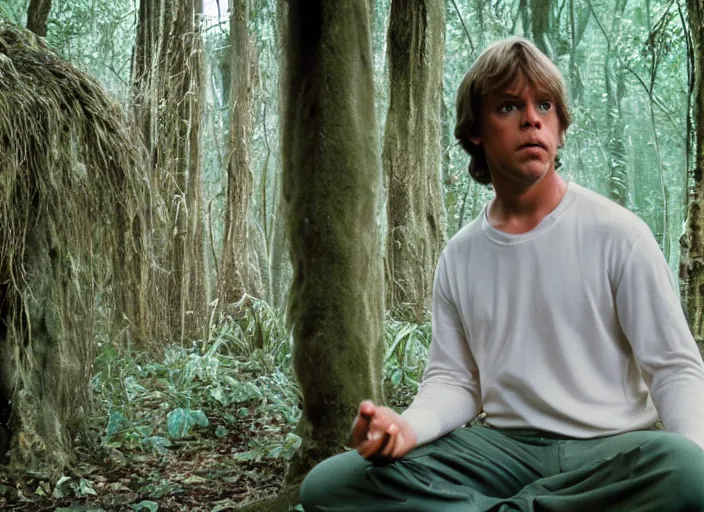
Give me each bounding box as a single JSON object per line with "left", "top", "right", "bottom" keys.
{"left": 469, "top": 134, "right": 481, "bottom": 146}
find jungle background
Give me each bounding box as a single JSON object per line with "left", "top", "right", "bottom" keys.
{"left": 0, "top": 0, "right": 703, "bottom": 510}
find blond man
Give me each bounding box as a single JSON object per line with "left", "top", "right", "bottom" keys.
{"left": 300, "top": 36, "right": 704, "bottom": 511}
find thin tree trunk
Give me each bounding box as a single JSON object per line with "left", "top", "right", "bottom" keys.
{"left": 268, "top": 172, "right": 289, "bottom": 311}
{"left": 384, "top": 0, "right": 446, "bottom": 319}
{"left": 531, "top": 0, "right": 553, "bottom": 58}
{"left": 219, "top": 0, "right": 257, "bottom": 304}
{"left": 680, "top": 0, "right": 704, "bottom": 350}
{"left": 605, "top": 0, "right": 628, "bottom": 205}
{"left": 26, "top": 0, "right": 52, "bottom": 37}
{"left": 268, "top": 0, "right": 291, "bottom": 313}
{"left": 281, "top": 0, "right": 385, "bottom": 494}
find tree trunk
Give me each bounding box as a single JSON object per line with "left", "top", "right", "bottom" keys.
{"left": 605, "top": 0, "right": 628, "bottom": 206}
{"left": 567, "top": 0, "right": 589, "bottom": 104}
{"left": 219, "top": 0, "right": 258, "bottom": 304}
{"left": 383, "top": 0, "right": 446, "bottom": 320}
{"left": 680, "top": 0, "right": 704, "bottom": 349}
{"left": 131, "top": 0, "right": 207, "bottom": 342}
{"left": 26, "top": 0, "right": 52, "bottom": 37}
{"left": 531, "top": 0, "right": 552, "bottom": 58}
{"left": 267, "top": 0, "right": 291, "bottom": 313}
{"left": 282, "top": 0, "right": 385, "bottom": 492}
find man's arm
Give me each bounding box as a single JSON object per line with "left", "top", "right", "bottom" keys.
{"left": 615, "top": 229, "right": 704, "bottom": 449}
{"left": 401, "top": 250, "right": 482, "bottom": 447}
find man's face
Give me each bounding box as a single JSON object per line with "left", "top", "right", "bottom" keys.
{"left": 470, "top": 74, "right": 564, "bottom": 188}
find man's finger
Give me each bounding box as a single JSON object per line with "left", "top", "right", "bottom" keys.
{"left": 360, "top": 430, "right": 391, "bottom": 460}
{"left": 381, "top": 425, "right": 398, "bottom": 459}
{"left": 350, "top": 407, "right": 376, "bottom": 446}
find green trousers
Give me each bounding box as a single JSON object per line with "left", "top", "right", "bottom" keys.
{"left": 300, "top": 425, "right": 704, "bottom": 511}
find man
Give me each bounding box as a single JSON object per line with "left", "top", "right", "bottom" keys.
{"left": 299, "top": 36, "right": 704, "bottom": 511}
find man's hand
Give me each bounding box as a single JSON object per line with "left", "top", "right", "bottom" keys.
{"left": 350, "top": 400, "right": 417, "bottom": 462}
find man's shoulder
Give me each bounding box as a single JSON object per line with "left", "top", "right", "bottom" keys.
{"left": 568, "top": 182, "right": 652, "bottom": 241}
{"left": 445, "top": 212, "right": 485, "bottom": 253}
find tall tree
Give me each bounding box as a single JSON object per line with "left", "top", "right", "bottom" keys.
{"left": 131, "top": 0, "right": 208, "bottom": 341}
{"left": 680, "top": 0, "right": 704, "bottom": 348}
{"left": 531, "top": 0, "right": 553, "bottom": 58}
{"left": 266, "top": 0, "right": 291, "bottom": 312}
{"left": 26, "top": 0, "right": 51, "bottom": 37}
{"left": 240, "top": 1, "right": 386, "bottom": 509}
{"left": 218, "top": 0, "right": 257, "bottom": 304}
{"left": 384, "top": 0, "right": 446, "bottom": 318}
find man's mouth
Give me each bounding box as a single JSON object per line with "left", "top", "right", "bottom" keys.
{"left": 518, "top": 142, "right": 546, "bottom": 151}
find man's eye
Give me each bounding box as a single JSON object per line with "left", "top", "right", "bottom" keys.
{"left": 498, "top": 103, "right": 517, "bottom": 113}
{"left": 539, "top": 101, "right": 552, "bottom": 112}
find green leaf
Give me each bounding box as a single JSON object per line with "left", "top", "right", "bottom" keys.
{"left": 189, "top": 410, "right": 209, "bottom": 428}
{"left": 106, "top": 411, "right": 128, "bottom": 437}
{"left": 130, "top": 501, "right": 159, "bottom": 512}
{"left": 77, "top": 478, "right": 97, "bottom": 496}
{"left": 215, "top": 425, "right": 229, "bottom": 438}
{"left": 183, "top": 475, "right": 206, "bottom": 485}
{"left": 142, "top": 436, "right": 173, "bottom": 452}
{"left": 166, "top": 408, "right": 209, "bottom": 439}
{"left": 167, "top": 408, "right": 190, "bottom": 438}
{"left": 52, "top": 476, "right": 72, "bottom": 498}
{"left": 390, "top": 369, "right": 403, "bottom": 387}
{"left": 124, "top": 376, "right": 148, "bottom": 401}
{"left": 233, "top": 450, "right": 258, "bottom": 462}
{"left": 209, "top": 386, "right": 227, "bottom": 405}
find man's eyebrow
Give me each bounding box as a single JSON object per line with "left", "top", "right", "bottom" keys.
{"left": 495, "top": 91, "right": 553, "bottom": 100}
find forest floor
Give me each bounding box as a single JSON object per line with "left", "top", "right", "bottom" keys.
{"left": 0, "top": 344, "right": 298, "bottom": 511}
{"left": 0, "top": 302, "right": 427, "bottom": 512}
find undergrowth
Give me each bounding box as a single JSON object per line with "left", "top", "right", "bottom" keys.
{"left": 6, "top": 296, "right": 432, "bottom": 511}
{"left": 92, "top": 296, "right": 431, "bottom": 469}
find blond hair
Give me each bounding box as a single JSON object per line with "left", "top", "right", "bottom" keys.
{"left": 454, "top": 36, "right": 572, "bottom": 185}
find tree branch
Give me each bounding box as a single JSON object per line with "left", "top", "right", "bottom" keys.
{"left": 449, "top": 0, "right": 475, "bottom": 54}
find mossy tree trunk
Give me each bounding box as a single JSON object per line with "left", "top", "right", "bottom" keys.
{"left": 383, "top": 0, "right": 446, "bottom": 319}
{"left": 218, "top": 0, "right": 259, "bottom": 305}
{"left": 680, "top": 0, "right": 704, "bottom": 349}
{"left": 132, "top": 0, "right": 208, "bottom": 341}
{"left": 26, "top": 0, "right": 52, "bottom": 37}
{"left": 280, "top": 0, "right": 385, "bottom": 497}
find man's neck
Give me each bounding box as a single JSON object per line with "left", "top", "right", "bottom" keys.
{"left": 487, "top": 171, "right": 567, "bottom": 234}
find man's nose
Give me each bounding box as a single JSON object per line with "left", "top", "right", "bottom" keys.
{"left": 521, "top": 104, "right": 542, "bottom": 128}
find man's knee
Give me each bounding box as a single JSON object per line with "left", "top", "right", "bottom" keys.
{"left": 645, "top": 433, "right": 704, "bottom": 510}
{"left": 300, "top": 451, "right": 367, "bottom": 511}
{"left": 299, "top": 462, "right": 326, "bottom": 512}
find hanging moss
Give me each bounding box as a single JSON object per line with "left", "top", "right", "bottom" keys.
{"left": 0, "top": 22, "right": 152, "bottom": 477}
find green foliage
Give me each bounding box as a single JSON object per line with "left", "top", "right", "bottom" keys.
{"left": 86, "top": 298, "right": 432, "bottom": 505}
{"left": 92, "top": 295, "right": 301, "bottom": 465}
{"left": 383, "top": 314, "right": 432, "bottom": 410}
{"left": 44, "top": 0, "right": 135, "bottom": 101}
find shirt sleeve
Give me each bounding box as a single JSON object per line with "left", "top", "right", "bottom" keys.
{"left": 615, "top": 230, "right": 704, "bottom": 449}
{"left": 401, "top": 250, "right": 482, "bottom": 447}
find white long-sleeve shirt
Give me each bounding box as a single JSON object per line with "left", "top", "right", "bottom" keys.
{"left": 402, "top": 181, "right": 704, "bottom": 450}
